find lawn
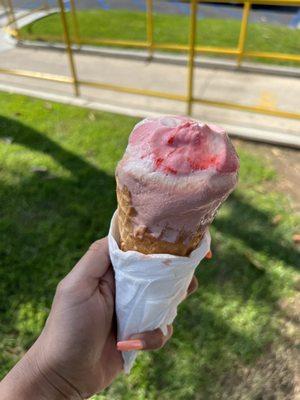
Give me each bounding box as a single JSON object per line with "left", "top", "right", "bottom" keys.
{"left": 19, "top": 10, "right": 300, "bottom": 67}
{"left": 0, "top": 92, "right": 299, "bottom": 399}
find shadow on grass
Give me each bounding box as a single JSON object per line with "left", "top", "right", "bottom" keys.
{"left": 0, "top": 116, "right": 116, "bottom": 341}
{"left": 215, "top": 192, "right": 298, "bottom": 270}
{"left": 0, "top": 115, "right": 297, "bottom": 397}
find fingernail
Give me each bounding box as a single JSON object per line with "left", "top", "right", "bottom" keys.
{"left": 205, "top": 250, "right": 212, "bottom": 259}
{"left": 117, "top": 339, "right": 144, "bottom": 352}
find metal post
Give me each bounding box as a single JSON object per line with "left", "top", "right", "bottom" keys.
{"left": 0, "top": 0, "right": 9, "bottom": 24}
{"left": 70, "top": 0, "right": 80, "bottom": 47}
{"left": 5, "top": 0, "right": 19, "bottom": 39}
{"left": 187, "top": 0, "right": 197, "bottom": 116}
{"left": 58, "top": 0, "right": 79, "bottom": 96}
{"left": 3, "top": 0, "right": 12, "bottom": 25}
{"left": 146, "top": 0, "right": 154, "bottom": 59}
{"left": 237, "top": 0, "right": 251, "bottom": 67}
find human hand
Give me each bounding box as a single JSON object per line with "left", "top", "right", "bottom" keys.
{"left": 0, "top": 237, "right": 199, "bottom": 399}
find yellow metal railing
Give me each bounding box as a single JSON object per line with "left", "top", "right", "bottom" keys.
{"left": 0, "top": 0, "right": 300, "bottom": 120}
{"left": 187, "top": 0, "right": 198, "bottom": 115}
{"left": 15, "top": 0, "right": 300, "bottom": 65}
{"left": 3, "top": 0, "right": 19, "bottom": 39}
{"left": 57, "top": 0, "right": 79, "bottom": 96}
{"left": 146, "top": 0, "right": 154, "bottom": 57}
{"left": 71, "top": 0, "right": 300, "bottom": 65}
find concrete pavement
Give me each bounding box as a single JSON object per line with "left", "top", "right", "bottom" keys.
{"left": 0, "top": 45, "right": 299, "bottom": 147}
{"left": 0, "top": 5, "right": 58, "bottom": 53}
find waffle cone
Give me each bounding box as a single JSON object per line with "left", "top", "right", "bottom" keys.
{"left": 116, "top": 182, "right": 203, "bottom": 256}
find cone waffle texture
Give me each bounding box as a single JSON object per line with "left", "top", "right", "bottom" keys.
{"left": 116, "top": 181, "right": 203, "bottom": 256}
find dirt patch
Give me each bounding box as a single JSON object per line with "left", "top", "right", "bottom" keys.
{"left": 220, "top": 291, "right": 300, "bottom": 399}
{"left": 219, "top": 343, "right": 299, "bottom": 400}
{"left": 223, "top": 140, "right": 300, "bottom": 400}
{"left": 278, "top": 294, "right": 300, "bottom": 326}
{"left": 233, "top": 139, "right": 300, "bottom": 213}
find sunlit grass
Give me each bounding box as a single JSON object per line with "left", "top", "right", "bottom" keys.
{"left": 0, "top": 92, "right": 298, "bottom": 399}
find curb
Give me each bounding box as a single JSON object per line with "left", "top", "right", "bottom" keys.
{"left": 0, "top": 82, "right": 299, "bottom": 149}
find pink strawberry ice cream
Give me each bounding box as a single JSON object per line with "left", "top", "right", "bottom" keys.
{"left": 116, "top": 116, "right": 239, "bottom": 244}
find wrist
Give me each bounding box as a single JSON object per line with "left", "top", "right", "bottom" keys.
{"left": 0, "top": 350, "right": 65, "bottom": 400}
{"left": 0, "top": 341, "right": 81, "bottom": 400}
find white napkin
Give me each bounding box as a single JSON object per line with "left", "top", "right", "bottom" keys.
{"left": 108, "top": 211, "right": 211, "bottom": 373}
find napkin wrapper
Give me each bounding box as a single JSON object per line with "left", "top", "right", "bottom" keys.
{"left": 108, "top": 211, "right": 211, "bottom": 373}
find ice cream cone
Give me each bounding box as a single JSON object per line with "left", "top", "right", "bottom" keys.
{"left": 116, "top": 116, "right": 239, "bottom": 257}
{"left": 109, "top": 115, "right": 239, "bottom": 372}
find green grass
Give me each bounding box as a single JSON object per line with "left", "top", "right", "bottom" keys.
{"left": 0, "top": 92, "right": 299, "bottom": 399}
{"left": 19, "top": 10, "right": 300, "bottom": 67}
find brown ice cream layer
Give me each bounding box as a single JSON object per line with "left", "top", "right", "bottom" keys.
{"left": 117, "top": 183, "right": 203, "bottom": 256}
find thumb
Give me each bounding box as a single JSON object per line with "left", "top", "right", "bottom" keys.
{"left": 62, "top": 238, "right": 111, "bottom": 290}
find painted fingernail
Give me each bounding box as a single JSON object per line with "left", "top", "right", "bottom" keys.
{"left": 205, "top": 250, "right": 212, "bottom": 259}
{"left": 117, "top": 339, "right": 144, "bottom": 352}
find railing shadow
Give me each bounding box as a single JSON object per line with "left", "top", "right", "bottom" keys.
{"left": 144, "top": 190, "right": 298, "bottom": 397}
{"left": 214, "top": 192, "right": 298, "bottom": 271}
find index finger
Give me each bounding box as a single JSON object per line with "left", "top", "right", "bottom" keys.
{"left": 117, "top": 325, "right": 173, "bottom": 352}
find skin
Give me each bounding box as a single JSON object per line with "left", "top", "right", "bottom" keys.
{"left": 0, "top": 238, "right": 198, "bottom": 400}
